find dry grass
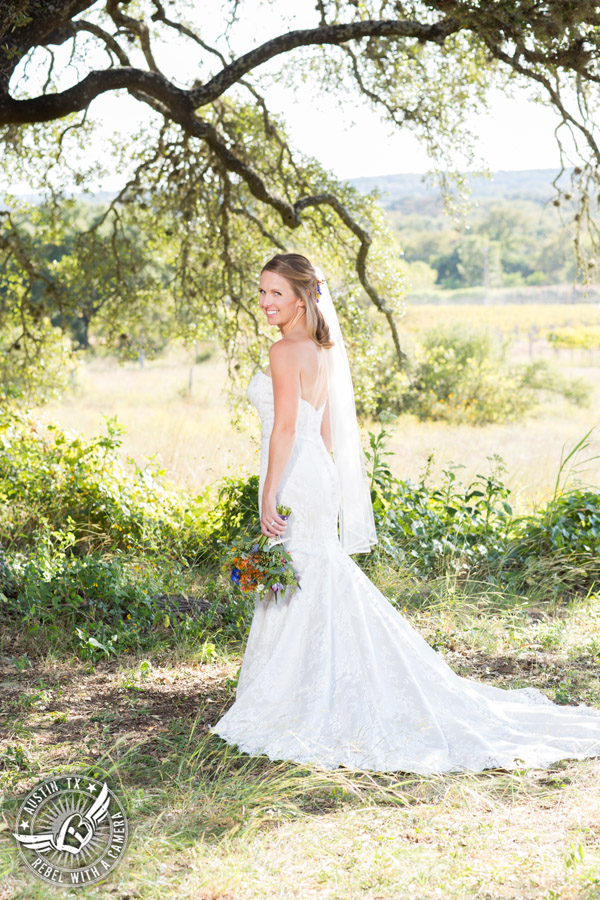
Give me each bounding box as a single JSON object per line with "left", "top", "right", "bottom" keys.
{"left": 399, "top": 300, "right": 600, "bottom": 338}
{"left": 383, "top": 395, "right": 600, "bottom": 514}
{"left": 2, "top": 625, "right": 600, "bottom": 899}
{"left": 31, "top": 343, "right": 262, "bottom": 495}
{"left": 2, "top": 587, "right": 600, "bottom": 899}
{"left": 30, "top": 309, "right": 600, "bottom": 511}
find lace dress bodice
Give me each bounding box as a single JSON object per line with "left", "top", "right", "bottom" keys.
{"left": 247, "top": 371, "right": 340, "bottom": 552}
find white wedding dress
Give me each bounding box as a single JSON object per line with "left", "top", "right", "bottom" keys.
{"left": 210, "top": 371, "right": 600, "bottom": 774}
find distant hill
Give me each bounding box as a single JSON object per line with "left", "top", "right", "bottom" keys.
{"left": 348, "top": 168, "right": 571, "bottom": 212}
{"left": 7, "top": 169, "right": 572, "bottom": 214}
{"left": 1, "top": 189, "right": 117, "bottom": 210}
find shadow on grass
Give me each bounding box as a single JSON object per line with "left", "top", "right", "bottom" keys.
{"left": 2, "top": 678, "right": 592, "bottom": 853}
{"left": 2, "top": 619, "right": 599, "bottom": 874}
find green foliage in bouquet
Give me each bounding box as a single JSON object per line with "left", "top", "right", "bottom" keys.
{"left": 221, "top": 505, "right": 299, "bottom": 602}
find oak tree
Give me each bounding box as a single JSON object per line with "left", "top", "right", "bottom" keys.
{"left": 1, "top": 1, "right": 598, "bottom": 406}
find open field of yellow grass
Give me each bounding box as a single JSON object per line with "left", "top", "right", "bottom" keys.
{"left": 31, "top": 303, "right": 600, "bottom": 514}
{"left": 400, "top": 301, "right": 600, "bottom": 337}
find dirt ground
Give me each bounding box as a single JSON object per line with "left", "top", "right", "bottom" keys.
{"left": 0, "top": 650, "right": 238, "bottom": 797}
{"left": 2, "top": 633, "right": 599, "bottom": 798}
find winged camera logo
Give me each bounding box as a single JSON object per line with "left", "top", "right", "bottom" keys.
{"left": 11, "top": 773, "right": 128, "bottom": 887}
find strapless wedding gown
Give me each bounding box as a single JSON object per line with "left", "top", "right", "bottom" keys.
{"left": 210, "top": 371, "right": 600, "bottom": 774}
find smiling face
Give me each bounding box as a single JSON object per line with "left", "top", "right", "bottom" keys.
{"left": 258, "top": 270, "right": 305, "bottom": 327}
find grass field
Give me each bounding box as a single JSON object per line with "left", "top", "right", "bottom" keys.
{"left": 30, "top": 302, "right": 600, "bottom": 512}
{"left": 2, "top": 578, "right": 600, "bottom": 899}
{"left": 3, "top": 301, "right": 600, "bottom": 899}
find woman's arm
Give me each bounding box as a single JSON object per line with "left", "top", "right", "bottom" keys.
{"left": 261, "top": 339, "right": 300, "bottom": 537}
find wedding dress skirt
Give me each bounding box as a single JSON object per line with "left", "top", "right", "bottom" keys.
{"left": 210, "top": 372, "right": 600, "bottom": 774}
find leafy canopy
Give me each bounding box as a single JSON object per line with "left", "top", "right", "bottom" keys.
{"left": 1, "top": 1, "right": 599, "bottom": 404}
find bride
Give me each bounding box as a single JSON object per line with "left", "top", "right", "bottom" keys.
{"left": 210, "top": 252, "right": 600, "bottom": 774}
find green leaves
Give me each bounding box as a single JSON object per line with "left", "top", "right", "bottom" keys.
{"left": 2, "top": 0, "right": 600, "bottom": 403}
{"left": 517, "top": 489, "right": 600, "bottom": 557}
{"left": 363, "top": 415, "right": 600, "bottom": 592}
{"left": 379, "top": 321, "right": 592, "bottom": 424}
{"left": 364, "top": 418, "right": 515, "bottom": 574}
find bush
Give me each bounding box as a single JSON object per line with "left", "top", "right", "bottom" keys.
{"left": 547, "top": 325, "right": 600, "bottom": 351}
{"left": 496, "top": 488, "right": 600, "bottom": 595}
{"left": 0, "top": 527, "right": 188, "bottom": 658}
{"left": 511, "top": 489, "right": 600, "bottom": 557}
{"left": 363, "top": 418, "right": 517, "bottom": 574}
{"left": 397, "top": 322, "right": 590, "bottom": 424}
{"left": 0, "top": 404, "right": 191, "bottom": 558}
{"left": 182, "top": 472, "right": 259, "bottom": 568}
{"left": 400, "top": 322, "right": 530, "bottom": 424}
{"left": 363, "top": 418, "right": 600, "bottom": 593}
{"left": 519, "top": 359, "right": 591, "bottom": 407}
{"left": 0, "top": 404, "right": 248, "bottom": 656}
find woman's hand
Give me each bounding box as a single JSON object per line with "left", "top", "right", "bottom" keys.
{"left": 261, "top": 494, "right": 287, "bottom": 539}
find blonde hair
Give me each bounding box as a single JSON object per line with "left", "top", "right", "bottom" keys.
{"left": 261, "top": 253, "right": 334, "bottom": 349}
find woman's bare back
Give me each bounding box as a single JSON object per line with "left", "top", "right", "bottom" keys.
{"left": 265, "top": 339, "right": 328, "bottom": 411}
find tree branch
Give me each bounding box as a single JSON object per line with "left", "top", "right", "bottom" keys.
{"left": 481, "top": 38, "right": 600, "bottom": 165}
{"left": 0, "top": 67, "right": 190, "bottom": 124}
{"left": 0, "top": 14, "right": 461, "bottom": 124}
{"left": 181, "top": 112, "right": 302, "bottom": 228}
{"left": 72, "top": 20, "right": 131, "bottom": 67}
{"left": 106, "top": 0, "right": 161, "bottom": 74}
{"left": 190, "top": 17, "right": 460, "bottom": 107}
{"left": 0, "top": 0, "right": 95, "bottom": 86}
{"left": 295, "top": 193, "right": 407, "bottom": 364}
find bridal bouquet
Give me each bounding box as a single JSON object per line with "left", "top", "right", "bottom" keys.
{"left": 223, "top": 505, "right": 300, "bottom": 602}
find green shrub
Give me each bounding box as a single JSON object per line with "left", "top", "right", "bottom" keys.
{"left": 363, "top": 418, "right": 600, "bottom": 593}
{"left": 0, "top": 404, "right": 191, "bottom": 558}
{"left": 520, "top": 359, "right": 591, "bottom": 406}
{"left": 181, "top": 472, "right": 259, "bottom": 568}
{"left": 0, "top": 528, "right": 184, "bottom": 658}
{"left": 393, "top": 322, "right": 591, "bottom": 425}
{"left": 495, "top": 487, "right": 600, "bottom": 596}
{"left": 510, "top": 489, "right": 600, "bottom": 557}
{"left": 400, "top": 322, "right": 533, "bottom": 424}
{"left": 547, "top": 326, "right": 600, "bottom": 350}
{"left": 354, "top": 346, "right": 411, "bottom": 418}
{"left": 363, "top": 417, "right": 517, "bottom": 574}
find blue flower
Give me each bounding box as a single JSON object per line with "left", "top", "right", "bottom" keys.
{"left": 230, "top": 568, "right": 241, "bottom": 585}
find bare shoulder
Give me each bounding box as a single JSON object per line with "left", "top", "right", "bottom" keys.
{"left": 268, "top": 338, "right": 304, "bottom": 374}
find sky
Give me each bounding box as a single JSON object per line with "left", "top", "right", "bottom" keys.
{"left": 195, "top": 0, "right": 572, "bottom": 180}
{"left": 257, "top": 85, "right": 566, "bottom": 180}
{"left": 84, "top": 77, "right": 568, "bottom": 193}
{"left": 3, "top": 2, "right": 576, "bottom": 193}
